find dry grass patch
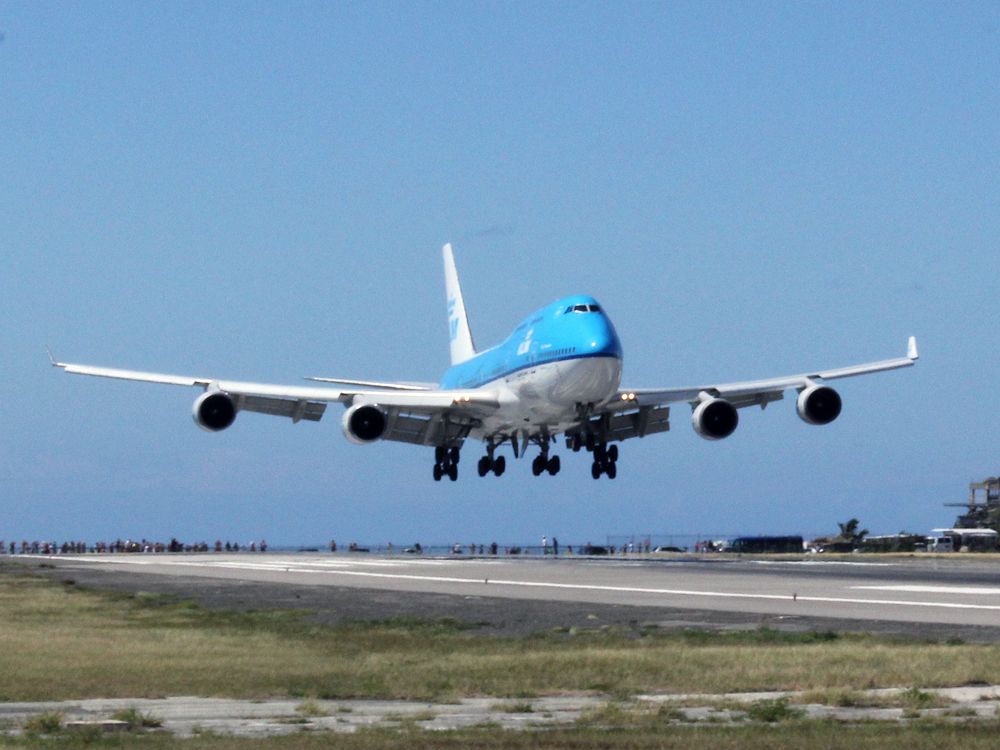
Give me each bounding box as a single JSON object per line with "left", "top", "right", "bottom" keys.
{"left": 3, "top": 566, "right": 1000, "bottom": 704}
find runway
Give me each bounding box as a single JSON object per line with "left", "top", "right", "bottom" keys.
{"left": 23, "top": 552, "right": 1000, "bottom": 639}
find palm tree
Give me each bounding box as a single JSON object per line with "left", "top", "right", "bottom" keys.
{"left": 837, "top": 518, "right": 869, "bottom": 545}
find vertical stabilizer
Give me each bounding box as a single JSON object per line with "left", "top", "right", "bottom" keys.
{"left": 443, "top": 243, "right": 477, "bottom": 365}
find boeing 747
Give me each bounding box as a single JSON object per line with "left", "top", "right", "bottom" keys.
{"left": 53, "top": 244, "right": 918, "bottom": 480}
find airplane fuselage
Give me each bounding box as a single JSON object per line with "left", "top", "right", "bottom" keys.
{"left": 438, "top": 295, "right": 623, "bottom": 438}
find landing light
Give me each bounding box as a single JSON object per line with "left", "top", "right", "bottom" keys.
{"left": 620, "top": 392, "right": 636, "bottom": 402}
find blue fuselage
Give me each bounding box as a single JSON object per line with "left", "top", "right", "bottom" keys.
{"left": 438, "top": 295, "right": 623, "bottom": 392}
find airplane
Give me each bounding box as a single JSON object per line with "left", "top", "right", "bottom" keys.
{"left": 52, "top": 243, "right": 919, "bottom": 481}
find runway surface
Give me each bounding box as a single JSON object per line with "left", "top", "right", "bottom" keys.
{"left": 20, "top": 552, "right": 1000, "bottom": 641}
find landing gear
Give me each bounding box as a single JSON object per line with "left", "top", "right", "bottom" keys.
{"left": 530, "top": 436, "right": 560, "bottom": 477}
{"left": 531, "top": 454, "right": 561, "bottom": 476}
{"left": 433, "top": 446, "right": 460, "bottom": 481}
{"left": 589, "top": 441, "right": 618, "bottom": 479}
{"left": 477, "top": 443, "right": 506, "bottom": 477}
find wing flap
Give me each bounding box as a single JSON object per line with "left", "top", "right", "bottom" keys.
{"left": 378, "top": 409, "right": 479, "bottom": 446}
{"left": 237, "top": 395, "right": 327, "bottom": 423}
{"left": 578, "top": 405, "right": 671, "bottom": 442}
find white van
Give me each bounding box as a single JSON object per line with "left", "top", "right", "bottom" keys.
{"left": 927, "top": 535, "right": 954, "bottom": 553}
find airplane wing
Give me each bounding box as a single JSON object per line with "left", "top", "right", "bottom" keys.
{"left": 583, "top": 337, "right": 918, "bottom": 443}
{"left": 51, "top": 359, "right": 498, "bottom": 445}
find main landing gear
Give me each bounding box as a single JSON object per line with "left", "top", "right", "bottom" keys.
{"left": 590, "top": 442, "right": 618, "bottom": 479}
{"left": 568, "top": 433, "right": 618, "bottom": 479}
{"left": 433, "top": 446, "right": 459, "bottom": 482}
{"left": 477, "top": 443, "right": 506, "bottom": 477}
{"left": 531, "top": 452, "right": 560, "bottom": 476}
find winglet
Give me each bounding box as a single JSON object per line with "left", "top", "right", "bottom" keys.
{"left": 907, "top": 336, "right": 919, "bottom": 361}
{"left": 46, "top": 346, "right": 64, "bottom": 368}
{"left": 443, "top": 243, "right": 477, "bottom": 365}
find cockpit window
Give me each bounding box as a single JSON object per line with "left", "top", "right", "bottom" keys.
{"left": 588, "top": 304, "right": 601, "bottom": 312}
{"left": 565, "top": 304, "right": 601, "bottom": 314}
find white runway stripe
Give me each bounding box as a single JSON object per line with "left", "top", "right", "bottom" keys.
{"left": 853, "top": 585, "right": 1000, "bottom": 596}
{"left": 41, "top": 556, "right": 1000, "bottom": 613}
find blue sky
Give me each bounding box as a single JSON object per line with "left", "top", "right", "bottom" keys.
{"left": 2, "top": 2, "right": 998, "bottom": 547}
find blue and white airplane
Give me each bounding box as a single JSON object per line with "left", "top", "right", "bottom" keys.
{"left": 53, "top": 244, "right": 918, "bottom": 481}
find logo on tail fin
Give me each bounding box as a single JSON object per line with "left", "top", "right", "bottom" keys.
{"left": 443, "top": 244, "right": 477, "bottom": 365}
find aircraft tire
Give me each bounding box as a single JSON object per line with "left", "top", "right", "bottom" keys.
{"left": 449, "top": 447, "right": 460, "bottom": 464}
{"left": 608, "top": 444, "right": 619, "bottom": 462}
{"left": 547, "top": 455, "right": 560, "bottom": 475}
{"left": 433, "top": 464, "right": 443, "bottom": 481}
{"left": 447, "top": 464, "right": 458, "bottom": 481}
{"left": 606, "top": 462, "right": 617, "bottom": 479}
{"left": 591, "top": 461, "right": 601, "bottom": 480}
{"left": 477, "top": 457, "right": 490, "bottom": 477}
{"left": 493, "top": 456, "right": 506, "bottom": 476}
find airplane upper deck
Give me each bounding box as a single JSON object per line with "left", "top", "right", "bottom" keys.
{"left": 438, "top": 295, "right": 623, "bottom": 390}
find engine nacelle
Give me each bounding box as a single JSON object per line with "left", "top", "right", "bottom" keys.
{"left": 796, "top": 384, "right": 842, "bottom": 425}
{"left": 691, "top": 397, "right": 739, "bottom": 440}
{"left": 342, "top": 403, "right": 388, "bottom": 445}
{"left": 192, "top": 391, "right": 237, "bottom": 432}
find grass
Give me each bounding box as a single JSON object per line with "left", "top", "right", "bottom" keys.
{"left": 21, "top": 711, "right": 63, "bottom": 734}
{"left": 293, "top": 701, "right": 327, "bottom": 718}
{"left": 3, "top": 566, "right": 1000, "bottom": 703}
{"left": 4, "top": 564, "right": 1000, "bottom": 746}
{"left": 744, "top": 697, "right": 805, "bottom": 723}
{"left": 7, "top": 723, "right": 1000, "bottom": 749}
{"left": 109, "top": 707, "right": 164, "bottom": 730}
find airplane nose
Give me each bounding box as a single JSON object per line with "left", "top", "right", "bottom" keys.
{"left": 586, "top": 316, "right": 623, "bottom": 359}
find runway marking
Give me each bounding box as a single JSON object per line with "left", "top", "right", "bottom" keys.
{"left": 39, "top": 556, "right": 1000, "bottom": 613}
{"left": 750, "top": 560, "right": 895, "bottom": 568}
{"left": 853, "top": 585, "right": 1000, "bottom": 596}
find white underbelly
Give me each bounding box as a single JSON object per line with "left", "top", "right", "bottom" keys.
{"left": 473, "top": 356, "right": 622, "bottom": 437}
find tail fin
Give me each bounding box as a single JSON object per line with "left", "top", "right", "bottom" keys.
{"left": 443, "top": 243, "right": 476, "bottom": 365}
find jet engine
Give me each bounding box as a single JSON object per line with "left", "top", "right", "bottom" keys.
{"left": 342, "top": 403, "right": 388, "bottom": 444}
{"left": 192, "top": 391, "right": 237, "bottom": 432}
{"left": 796, "top": 384, "right": 842, "bottom": 425}
{"left": 691, "top": 397, "right": 739, "bottom": 440}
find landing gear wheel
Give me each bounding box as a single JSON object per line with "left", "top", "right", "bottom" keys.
{"left": 433, "top": 464, "right": 443, "bottom": 481}
{"left": 435, "top": 446, "right": 446, "bottom": 463}
{"left": 532, "top": 455, "right": 545, "bottom": 476}
{"left": 478, "top": 456, "right": 490, "bottom": 477}
{"left": 606, "top": 461, "right": 617, "bottom": 479}
{"left": 591, "top": 461, "right": 602, "bottom": 480}
{"left": 447, "top": 464, "right": 458, "bottom": 481}
{"left": 493, "top": 455, "right": 506, "bottom": 476}
{"left": 608, "top": 444, "right": 618, "bottom": 462}
{"left": 449, "top": 447, "right": 460, "bottom": 464}
{"left": 547, "top": 455, "right": 561, "bottom": 475}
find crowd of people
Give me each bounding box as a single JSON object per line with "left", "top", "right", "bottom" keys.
{"left": 0, "top": 538, "right": 269, "bottom": 554}
{"left": 1, "top": 537, "right": 660, "bottom": 557}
